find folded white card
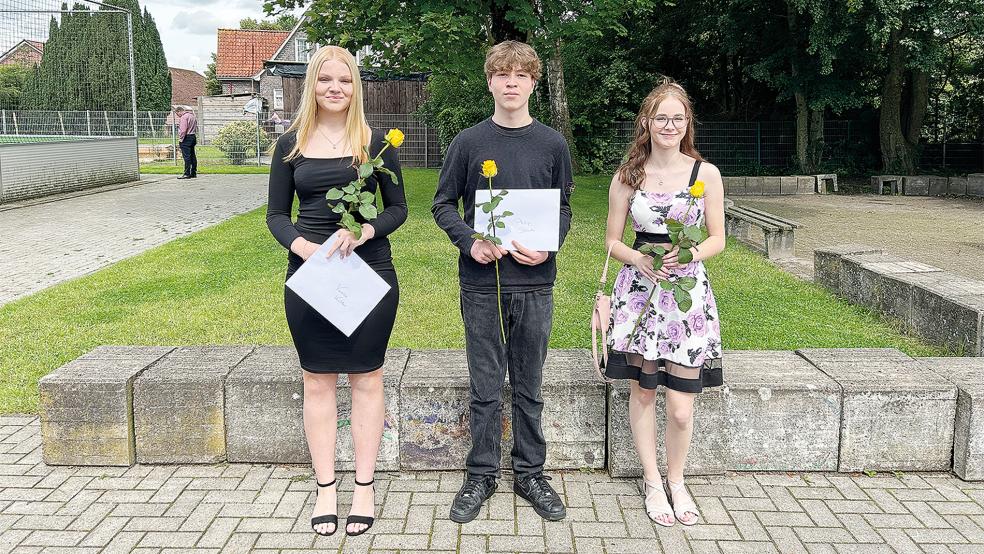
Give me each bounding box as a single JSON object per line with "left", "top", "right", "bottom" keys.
{"left": 473, "top": 188, "right": 560, "bottom": 252}
{"left": 285, "top": 231, "right": 391, "bottom": 337}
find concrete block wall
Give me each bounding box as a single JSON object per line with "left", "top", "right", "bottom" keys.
{"left": 723, "top": 175, "right": 826, "bottom": 196}
{"left": 815, "top": 244, "right": 984, "bottom": 357}
{"left": 870, "top": 174, "right": 984, "bottom": 198}
{"left": 38, "top": 345, "right": 984, "bottom": 481}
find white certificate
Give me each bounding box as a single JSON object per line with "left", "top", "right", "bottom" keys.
{"left": 473, "top": 188, "right": 560, "bottom": 252}
{"left": 285, "top": 231, "right": 391, "bottom": 337}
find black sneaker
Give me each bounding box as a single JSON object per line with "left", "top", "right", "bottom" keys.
{"left": 514, "top": 473, "right": 566, "bottom": 521}
{"left": 449, "top": 476, "right": 497, "bottom": 523}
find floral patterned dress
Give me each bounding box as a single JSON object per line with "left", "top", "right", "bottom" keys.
{"left": 605, "top": 161, "right": 723, "bottom": 393}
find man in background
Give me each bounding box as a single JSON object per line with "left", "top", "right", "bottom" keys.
{"left": 175, "top": 106, "right": 198, "bottom": 179}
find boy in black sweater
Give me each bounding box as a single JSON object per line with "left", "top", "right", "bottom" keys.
{"left": 432, "top": 41, "right": 573, "bottom": 523}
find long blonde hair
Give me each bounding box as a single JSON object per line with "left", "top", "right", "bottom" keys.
{"left": 283, "top": 46, "right": 371, "bottom": 163}
{"left": 616, "top": 79, "right": 705, "bottom": 190}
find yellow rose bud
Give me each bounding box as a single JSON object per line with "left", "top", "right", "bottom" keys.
{"left": 690, "top": 180, "right": 705, "bottom": 199}
{"left": 384, "top": 128, "right": 405, "bottom": 148}
{"left": 481, "top": 159, "right": 498, "bottom": 178}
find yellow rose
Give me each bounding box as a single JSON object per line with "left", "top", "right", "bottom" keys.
{"left": 689, "top": 180, "right": 705, "bottom": 199}
{"left": 481, "top": 159, "right": 498, "bottom": 179}
{"left": 384, "top": 128, "right": 405, "bottom": 148}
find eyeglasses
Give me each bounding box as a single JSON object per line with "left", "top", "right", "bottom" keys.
{"left": 650, "top": 115, "right": 688, "bottom": 129}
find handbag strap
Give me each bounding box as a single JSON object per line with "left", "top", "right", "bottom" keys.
{"left": 598, "top": 241, "right": 617, "bottom": 291}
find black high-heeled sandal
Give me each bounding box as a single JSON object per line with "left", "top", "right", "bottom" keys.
{"left": 345, "top": 478, "right": 375, "bottom": 537}
{"left": 311, "top": 478, "right": 338, "bottom": 536}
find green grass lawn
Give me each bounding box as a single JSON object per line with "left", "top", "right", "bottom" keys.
{"left": 0, "top": 169, "right": 944, "bottom": 414}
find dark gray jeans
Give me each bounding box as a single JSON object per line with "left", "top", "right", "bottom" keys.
{"left": 460, "top": 288, "right": 553, "bottom": 480}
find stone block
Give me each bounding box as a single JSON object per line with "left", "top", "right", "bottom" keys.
{"left": 400, "top": 349, "right": 606, "bottom": 471}
{"left": 838, "top": 252, "right": 911, "bottom": 307}
{"left": 871, "top": 175, "right": 902, "bottom": 195}
{"left": 797, "top": 349, "right": 956, "bottom": 472}
{"left": 969, "top": 174, "right": 984, "bottom": 197}
{"left": 762, "top": 176, "right": 781, "bottom": 195}
{"left": 940, "top": 294, "right": 984, "bottom": 357}
{"left": 723, "top": 176, "right": 746, "bottom": 195}
{"left": 948, "top": 176, "right": 968, "bottom": 196}
{"left": 902, "top": 175, "right": 931, "bottom": 196}
{"left": 779, "top": 176, "right": 799, "bottom": 195}
{"left": 815, "top": 173, "right": 838, "bottom": 194}
{"left": 851, "top": 258, "right": 944, "bottom": 326}
{"left": 608, "top": 378, "right": 728, "bottom": 477}
{"left": 907, "top": 274, "right": 984, "bottom": 352}
{"left": 134, "top": 346, "right": 252, "bottom": 464}
{"left": 929, "top": 176, "right": 949, "bottom": 196}
{"left": 918, "top": 357, "right": 984, "bottom": 480}
{"left": 722, "top": 351, "right": 840, "bottom": 471}
{"left": 224, "top": 347, "right": 407, "bottom": 469}
{"left": 39, "top": 346, "right": 173, "bottom": 466}
{"left": 744, "top": 176, "right": 763, "bottom": 195}
{"left": 813, "top": 244, "right": 883, "bottom": 294}
{"left": 797, "top": 176, "right": 816, "bottom": 194}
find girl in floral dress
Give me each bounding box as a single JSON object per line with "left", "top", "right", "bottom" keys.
{"left": 603, "top": 80, "right": 726, "bottom": 527}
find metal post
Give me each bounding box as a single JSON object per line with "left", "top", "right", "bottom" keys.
{"left": 256, "top": 105, "right": 262, "bottom": 166}
{"left": 2, "top": 109, "right": 6, "bottom": 135}
{"left": 58, "top": 111, "right": 66, "bottom": 135}
{"left": 756, "top": 122, "right": 762, "bottom": 165}
{"left": 172, "top": 116, "right": 177, "bottom": 166}
{"left": 86, "top": 110, "right": 91, "bottom": 136}
{"left": 126, "top": 12, "right": 138, "bottom": 138}
{"left": 12, "top": 112, "right": 18, "bottom": 135}
{"left": 424, "top": 123, "right": 428, "bottom": 168}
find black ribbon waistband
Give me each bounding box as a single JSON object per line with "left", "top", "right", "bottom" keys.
{"left": 632, "top": 231, "right": 671, "bottom": 250}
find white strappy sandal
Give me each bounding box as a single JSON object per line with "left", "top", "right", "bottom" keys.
{"left": 643, "top": 478, "right": 675, "bottom": 527}
{"left": 665, "top": 478, "right": 700, "bottom": 526}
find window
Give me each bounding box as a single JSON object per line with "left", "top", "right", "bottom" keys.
{"left": 273, "top": 88, "right": 284, "bottom": 110}
{"left": 295, "top": 37, "right": 310, "bottom": 62}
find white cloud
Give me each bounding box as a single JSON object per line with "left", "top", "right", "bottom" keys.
{"left": 171, "top": 10, "right": 228, "bottom": 35}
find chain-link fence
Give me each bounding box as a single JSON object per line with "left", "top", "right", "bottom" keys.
{"left": 0, "top": 0, "right": 139, "bottom": 204}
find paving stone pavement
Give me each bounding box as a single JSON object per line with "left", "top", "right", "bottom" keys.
{"left": 0, "top": 175, "right": 267, "bottom": 307}
{"left": 2, "top": 417, "right": 984, "bottom": 553}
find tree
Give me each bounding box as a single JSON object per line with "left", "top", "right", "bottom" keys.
{"left": 240, "top": 14, "right": 299, "bottom": 30}
{"left": 23, "top": 0, "right": 170, "bottom": 111}
{"left": 0, "top": 65, "right": 33, "bottom": 109}
{"left": 853, "top": 0, "right": 984, "bottom": 173}
{"left": 262, "top": 0, "right": 655, "bottom": 169}
{"left": 203, "top": 53, "right": 222, "bottom": 96}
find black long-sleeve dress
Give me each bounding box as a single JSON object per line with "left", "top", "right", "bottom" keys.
{"left": 266, "top": 128, "right": 407, "bottom": 373}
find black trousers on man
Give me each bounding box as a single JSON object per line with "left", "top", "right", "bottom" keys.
{"left": 179, "top": 134, "right": 197, "bottom": 177}
{"left": 461, "top": 288, "right": 553, "bottom": 480}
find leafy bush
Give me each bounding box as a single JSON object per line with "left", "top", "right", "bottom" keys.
{"left": 212, "top": 120, "right": 271, "bottom": 165}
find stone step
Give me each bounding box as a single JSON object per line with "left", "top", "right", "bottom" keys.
{"left": 37, "top": 346, "right": 981, "bottom": 481}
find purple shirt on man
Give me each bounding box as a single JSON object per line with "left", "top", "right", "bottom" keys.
{"left": 177, "top": 111, "right": 198, "bottom": 141}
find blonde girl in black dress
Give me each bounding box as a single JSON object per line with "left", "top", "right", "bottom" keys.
{"left": 266, "top": 46, "right": 406, "bottom": 537}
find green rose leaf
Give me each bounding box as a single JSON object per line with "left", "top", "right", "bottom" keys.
{"left": 331, "top": 203, "right": 346, "bottom": 214}
{"left": 343, "top": 184, "right": 357, "bottom": 194}
{"left": 678, "top": 248, "right": 694, "bottom": 264}
{"left": 684, "top": 225, "right": 703, "bottom": 242}
{"left": 659, "top": 280, "right": 674, "bottom": 291}
{"left": 358, "top": 163, "right": 374, "bottom": 179}
{"left": 677, "top": 276, "right": 697, "bottom": 290}
{"left": 472, "top": 232, "right": 487, "bottom": 240}
{"left": 490, "top": 196, "right": 502, "bottom": 210}
{"left": 639, "top": 244, "right": 654, "bottom": 255}
{"left": 343, "top": 194, "right": 358, "bottom": 202}
{"left": 501, "top": 210, "right": 513, "bottom": 217}
{"left": 654, "top": 245, "right": 667, "bottom": 256}
{"left": 652, "top": 257, "right": 664, "bottom": 271}
{"left": 372, "top": 156, "right": 384, "bottom": 168}
{"left": 482, "top": 202, "right": 493, "bottom": 213}
{"left": 359, "top": 191, "right": 375, "bottom": 203}
{"left": 326, "top": 188, "right": 344, "bottom": 200}
{"left": 500, "top": 190, "right": 509, "bottom": 196}
{"left": 666, "top": 219, "right": 684, "bottom": 232}
{"left": 489, "top": 236, "right": 502, "bottom": 245}
{"left": 673, "top": 286, "right": 693, "bottom": 312}
{"left": 358, "top": 204, "right": 378, "bottom": 220}
{"left": 495, "top": 221, "right": 505, "bottom": 228}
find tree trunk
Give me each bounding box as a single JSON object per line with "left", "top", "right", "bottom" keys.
{"left": 879, "top": 29, "right": 915, "bottom": 174}
{"left": 787, "top": 3, "right": 809, "bottom": 173}
{"left": 905, "top": 68, "right": 929, "bottom": 161}
{"left": 808, "top": 108, "right": 824, "bottom": 172}
{"left": 490, "top": 4, "right": 526, "bottom": 42}
{"left": 546, "top": 40, "right": 578, "bottom": 173}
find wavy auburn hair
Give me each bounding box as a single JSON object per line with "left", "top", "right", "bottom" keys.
{"left": 282, "top": 46, "right": 371, "bottom": 164}
{"left": 616, "top": 79, "right": 705, "bottom": 190}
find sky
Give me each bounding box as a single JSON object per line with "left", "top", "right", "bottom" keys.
{"left": 142, "top": 0, "right": 291, "bottom": 74}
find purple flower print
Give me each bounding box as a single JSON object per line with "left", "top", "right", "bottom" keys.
{"left": 687, "top": 312, "right": 707, "bottom": 337}
{"left": 645, "top": 312, "right": 659, "bottom": 332}
{"left": 657, "top": 341, "right": 672, "bottom": 356}
{"left": 615, "top": 309, "right": 629, "bottom": 324}
{"left": 666, "top": 203, "right": 688, "bottom": 224}
{"left": 658, "top": 290, "right": 676, "bottom": 312}
{"left": 711, "top": 318, "right": 720, "bottom": 336}
{"left": 614, "top": 269, "right": 631, "bottom": 297}
{"left": 666, "top": 320, "right": 685, "bottom": 343}
{"left": 628, "top": 292, "right": 648, "bottom": 314}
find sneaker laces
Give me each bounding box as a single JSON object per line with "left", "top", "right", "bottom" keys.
{"left": 525, "top": 473, "right": 554, "bottom": 498}
{"left": 460, "top": 478, "right": 487, "bottom": 498}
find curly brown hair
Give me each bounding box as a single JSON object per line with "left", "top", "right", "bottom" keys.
{"left": 616, "top": 78, "right": 705, "bottom": 190}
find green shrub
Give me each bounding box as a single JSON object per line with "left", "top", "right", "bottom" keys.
{"left": 212, "top": 120, "right": 271, "bottom": 165}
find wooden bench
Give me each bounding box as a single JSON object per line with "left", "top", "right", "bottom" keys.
{"left": 724, "top": 205, "right": 801, "bottom": 259}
